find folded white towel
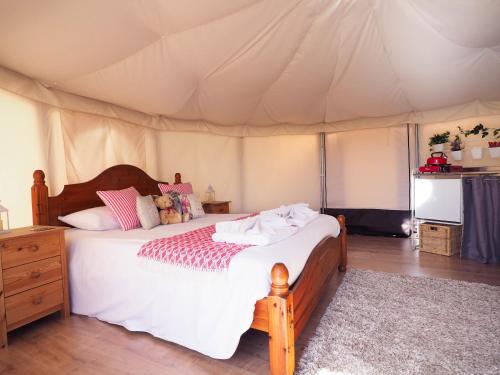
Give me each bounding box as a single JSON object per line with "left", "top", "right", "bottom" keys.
{"left": 215, "top": 216, "right": 258, "bottom": 233}
{"left": 286, "top": 204, "right": 319, "bottom": 227}
{"left": 255, "top": 212, "right": 290, "bottom": 228}
{"left": 212, "top": 225, "right": 298, "bottom": 246}
{"left": 212, "top": 203, "right": 318, "bottom": 246}
{"left": 216, "top": 212, "right": 289, "bottom": 234}
{"left": 261, "top": 203, "right": 309, "bottom": 218}
{"left": 261, "top": 203, "right": 318, "bottom": 227}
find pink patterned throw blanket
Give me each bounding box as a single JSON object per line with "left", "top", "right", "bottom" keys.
{"left": 137, "top": 224, "right": 252, "bottom": 272}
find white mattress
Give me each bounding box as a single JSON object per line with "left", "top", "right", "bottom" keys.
{"left": 65, "top": 213, "right": 340, "bottom": 359}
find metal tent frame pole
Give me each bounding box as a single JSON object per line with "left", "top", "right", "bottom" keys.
{"left": 319, "top": 132, "right": 327, "bottom": 214}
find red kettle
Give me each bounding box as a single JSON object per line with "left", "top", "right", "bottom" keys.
{"left": 426, "top": 152, "right": 448, "bottom": 165}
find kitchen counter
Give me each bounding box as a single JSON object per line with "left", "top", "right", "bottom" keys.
{"left": 414, "top": 167, "right": 499, "bottom": 178}
{"left": 414, "top": 171, "right": 499, "bottom": 178}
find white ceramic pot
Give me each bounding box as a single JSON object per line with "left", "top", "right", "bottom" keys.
{"left": 470, "top": 146, "right": 483, "bottom": 159}
{"left": 488, "top": 147, "right": 500, "bottom": 158}
{"left": 451, "top": 150, "right": 463, "bottom": 161}
{"left": 432, "top": 143, "right": 445, "bottom": 152}
{"left": 464, "top": 134, "right": 482, "bottom": 143}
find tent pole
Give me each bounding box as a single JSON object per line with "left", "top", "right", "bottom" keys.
{"left": 410, "top": 123, "right": 420, "bottom": 249}
{"left": 319, "top": 133, "right": 327, "bottom": 213}
{"left": 406, "top": 123, "right": 411, "bottom": 212}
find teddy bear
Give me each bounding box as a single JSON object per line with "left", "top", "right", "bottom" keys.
{"left": 153, "top": 194, "right": 182, "bottom": 225}
{"left": 154, "top": 193, "right": 192, "bottom": 224}
{"left": 169, "top": 191, "right": 191, "bottom": 223}
{"left": 180, "top": 194, "right": 192, "bottom": 222}
{"left": 160, "top": 208, "right": 182, "bottom": 225}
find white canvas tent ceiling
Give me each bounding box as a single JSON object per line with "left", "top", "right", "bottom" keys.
{"left": 1, "top": 0, "right": 500, "bottom": 136}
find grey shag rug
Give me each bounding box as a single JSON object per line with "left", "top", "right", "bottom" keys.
{"left": 297, "top": 269, "right": 500, "bottom": 375}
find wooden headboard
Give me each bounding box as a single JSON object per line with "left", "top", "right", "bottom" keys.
{"left": 31, "top": 164, "right": 182, "bottom": 226}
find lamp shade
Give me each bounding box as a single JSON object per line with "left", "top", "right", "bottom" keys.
{"left": 205, "top": 185, "right": 215, "bottom": 202}
{"left": 0, "top": 201, "right": 9, "bottom": 233}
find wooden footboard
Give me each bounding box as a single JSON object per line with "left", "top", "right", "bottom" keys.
{"left": 251, "top": 215, "right": 347, "bottom": 375}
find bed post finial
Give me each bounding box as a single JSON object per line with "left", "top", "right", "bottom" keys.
{"left": 268, "top": 262, "right": 294, "bottom": 375}
{"left": 337, "top": 214, "right": 347, "bottom": 272}
{"left": 33, "top": 170, "right": 45, "bottom": 184}
{"left": 32, "top": 170, "right": 49, "bottom": 225}
{"left": 174, "top": 173, "right": 182, "bottom": 184}
{"left": 270, "top": 263, "right": 289, "bottom": 297}
{"left": 337, "top": 214, "right": 345, "bottom": 228}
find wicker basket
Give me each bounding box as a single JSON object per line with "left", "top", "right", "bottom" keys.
{"left": 419, "top": 222, "right": 462, "bottom": 256}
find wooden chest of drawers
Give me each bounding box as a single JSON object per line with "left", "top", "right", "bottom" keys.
{"left": 202, "top": 201, "right": 231, "bottom": 214}
{"left": 0, "top": 226, "right": 69, "bottom": 347}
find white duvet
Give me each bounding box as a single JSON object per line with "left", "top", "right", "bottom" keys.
{"left": 66, "top": 213, "right": 340, "bottom": 359}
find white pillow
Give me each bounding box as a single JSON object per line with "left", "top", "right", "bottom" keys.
{"left": 58, "top": 206, "right": 121, "bottom": 231}
{"left": 187, "top": 194, "right": 205, "bottom": 218}
{"left": 136, "top": 195, "right": 160, "bottom": 230}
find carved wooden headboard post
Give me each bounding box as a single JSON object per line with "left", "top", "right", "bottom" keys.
{"left": 174, "top": 173, "right": 182, "bottom": 184}
{"left": 32, "top": 170, "right": 49, "bottom": 225}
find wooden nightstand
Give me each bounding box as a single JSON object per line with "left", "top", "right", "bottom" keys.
{"left": 0, "top": 226, "right": 69, "bottom": 347}
{"left": 202, "top": 201, "right": 231, "bottom": 214}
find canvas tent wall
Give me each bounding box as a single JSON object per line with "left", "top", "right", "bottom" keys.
{"left": 0, "top": 0, "right": 499, "bottom": 229}
{"left": 2, "top": 85, "right": 499, "bottom": 233}
{"left": 0, "top": 87, "right": 321, "bottom": 228}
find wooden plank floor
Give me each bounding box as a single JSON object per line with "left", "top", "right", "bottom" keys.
{"left": 0, "top": 235, "right": 498, "bottom": 374}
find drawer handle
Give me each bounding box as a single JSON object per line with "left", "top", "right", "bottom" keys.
{"left": 30, "top": 271, "right": 42, "bottom": 279}
{"left": 17, "top": 245, "right": 39, "bottom": 252}
{"left": 32, "top": 296, "right": 43, "bottom": 305}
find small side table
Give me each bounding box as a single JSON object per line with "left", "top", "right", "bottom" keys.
{"left": 0, "top": 225, "right": 70, "bottom": 347}
{"left": 202, "top": 201, "right": 231, "bottom": 214}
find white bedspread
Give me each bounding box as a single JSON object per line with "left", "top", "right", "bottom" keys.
{"left": 65, "top": 213, "right": 340, "bottom": 359}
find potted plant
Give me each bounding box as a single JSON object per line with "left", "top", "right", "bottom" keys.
{"left": 449, "top": 135, "right": 463, "bottom": 161}
{"left": 459, "top": 124, "right": 484, "bottom": 159}
{"left": 459, "top": 124, "right": 500, "bottom": 159}
{"left": 428, "top": 131, "right": 450, "bottom": 152}
{"left": 488, "top": 141, "right": 500, "bottom": 158}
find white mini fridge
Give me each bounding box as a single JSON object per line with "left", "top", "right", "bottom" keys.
{"left": 414, "top": 177, "right": 462, "bottom": 224}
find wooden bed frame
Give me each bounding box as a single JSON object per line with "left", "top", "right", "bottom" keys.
{"left": 31, "top": 164, "right": 347, "bottom": 375}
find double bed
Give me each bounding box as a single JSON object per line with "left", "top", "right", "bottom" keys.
{"left": 31, "top": 164, "right": 347, "bottom": 375}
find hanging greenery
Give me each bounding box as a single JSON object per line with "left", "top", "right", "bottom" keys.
{"left": 458, "top": 123, "right": 500, "bottom": 139}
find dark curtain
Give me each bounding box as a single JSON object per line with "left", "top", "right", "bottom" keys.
{"left": 461, "top": 176, "right": 500, "bottom": 264}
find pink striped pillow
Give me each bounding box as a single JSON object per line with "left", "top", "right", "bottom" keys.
{"left": 96, "top": 187, "right": 141, "bottom": 231}
{"left": 158, "top": 182, "right": 193, "bottom": 195}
